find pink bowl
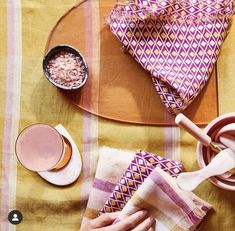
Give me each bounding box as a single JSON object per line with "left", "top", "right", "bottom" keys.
{"left": 197, "top": 112, "right": 235, "bottom": 191}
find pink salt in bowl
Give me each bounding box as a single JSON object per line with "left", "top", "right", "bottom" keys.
{"left": 43, "top": 45, "right": 88, "bottom": 90}
{"left": 197, "top": 112, "right": 235, "bottom": 191}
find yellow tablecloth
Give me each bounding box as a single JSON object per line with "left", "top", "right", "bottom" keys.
{"left": 0, "top": 1, "right": 234, "bottom": 230}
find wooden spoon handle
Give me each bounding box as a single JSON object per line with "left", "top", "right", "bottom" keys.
{"left": 175, "top": 114, "right": 211, "bottom": 147}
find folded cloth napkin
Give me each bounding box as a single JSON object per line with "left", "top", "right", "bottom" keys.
{"left": 80, "top": 147, "right": 181, "bottom": 229}
{"left": 99, "top": 150, "right": 183, "bottom": 213}
{"left": 106, "top": 0, "right": 235, "bottom": 114}
{"left": 80, "top": 147, "right": 211, "bottom": 231}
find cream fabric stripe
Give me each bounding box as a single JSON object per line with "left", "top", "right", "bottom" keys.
{"left": 80, "top": 0, "right": 100, "bottom": 222}
{"left": 9, "top": 0, "right": 22, "bottom": 211}
{"left": 164, "top": 127, "right": 181, "bottom": 161}
{"left": 1, "top": 0, "right": 22, "bottom": 230}
{"left": 164, "top": 112, "right": 180, "bottom": 161}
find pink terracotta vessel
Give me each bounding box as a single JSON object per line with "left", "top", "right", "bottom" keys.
{"left": 197, "top": 112, "right": 235, "bottom": 191}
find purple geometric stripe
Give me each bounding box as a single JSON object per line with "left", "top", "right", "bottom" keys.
{"left": 99, "top": 156, "right": 154, "bottom": 214}
{"left": 93, "top": 178, "right": 116, "bottom": 193}
{"left": 149, "top": 170, "right": 203, "bottom": 224}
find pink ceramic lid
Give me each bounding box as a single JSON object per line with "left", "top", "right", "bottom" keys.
{"left": 15, "top": 124, "right": 64, "bottom": 172}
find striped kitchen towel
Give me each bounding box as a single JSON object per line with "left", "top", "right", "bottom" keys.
{"left": 113, "top": 166, "right": 211, "bottom": 231}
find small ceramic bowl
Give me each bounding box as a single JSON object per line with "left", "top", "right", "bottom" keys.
{"left": 197, "top": 112, "right": 235, "bottom": 191}
{"left": 43, "top": 44, "right": 88, "bottom": 90}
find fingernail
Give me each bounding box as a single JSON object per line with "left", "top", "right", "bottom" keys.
{"left": 140, "top": 210, "right": 148, "bottom": 216}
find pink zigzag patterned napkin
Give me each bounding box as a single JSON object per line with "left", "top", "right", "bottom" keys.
{"left": 106, "top": 0, "right": 235, "bottom": 114}
{"left": 99, "top": 150, "right": 183, "bottom": 213}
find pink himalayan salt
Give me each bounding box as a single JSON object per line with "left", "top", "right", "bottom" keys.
{"left": 47, "top": 50, "right": 85, "bottom": 87}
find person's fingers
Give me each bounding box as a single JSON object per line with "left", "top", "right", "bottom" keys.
{"left": 147, "top": 227, "right": 154, "bottom": 231}
{"left": 89, "top": 212, "right": 120, "bottom": 229}
{"left": 112, "top": 210, "right": 148, "bottom": 231}
{"left": 131, "top": 217, "right": 155, "bottom": 231}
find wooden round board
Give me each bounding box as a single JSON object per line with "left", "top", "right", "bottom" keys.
{"left": 45, "top": 0, "right": 218, "bottom": 125}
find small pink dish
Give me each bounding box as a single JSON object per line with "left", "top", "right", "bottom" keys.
{"left": 15, "top": 124, "right": 72, "bottom": 172}
{"left": 197, "top": 112, "right": 235, "bottom": 191}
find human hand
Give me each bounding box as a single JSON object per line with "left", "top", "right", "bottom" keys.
{"left": 87, "top": 210, "right": 155, "bottom": 231}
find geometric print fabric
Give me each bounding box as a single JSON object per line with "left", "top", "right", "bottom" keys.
{"left": 107, "top": 0, "right": 234, "bottom": 114}
{"left": 99, "top": 150, "right": 183, "bottom": 214}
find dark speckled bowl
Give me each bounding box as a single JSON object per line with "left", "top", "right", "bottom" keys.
{"left": 43, "top": 44, "right": 88, "bottom": 90}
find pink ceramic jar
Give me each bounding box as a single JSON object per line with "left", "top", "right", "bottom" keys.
{"left": 197, "top": 112, "right": 235, "bottom": 191}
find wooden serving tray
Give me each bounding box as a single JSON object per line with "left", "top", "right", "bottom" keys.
{"left": 45, "top": 0, "right": 218, "bottom": 125}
